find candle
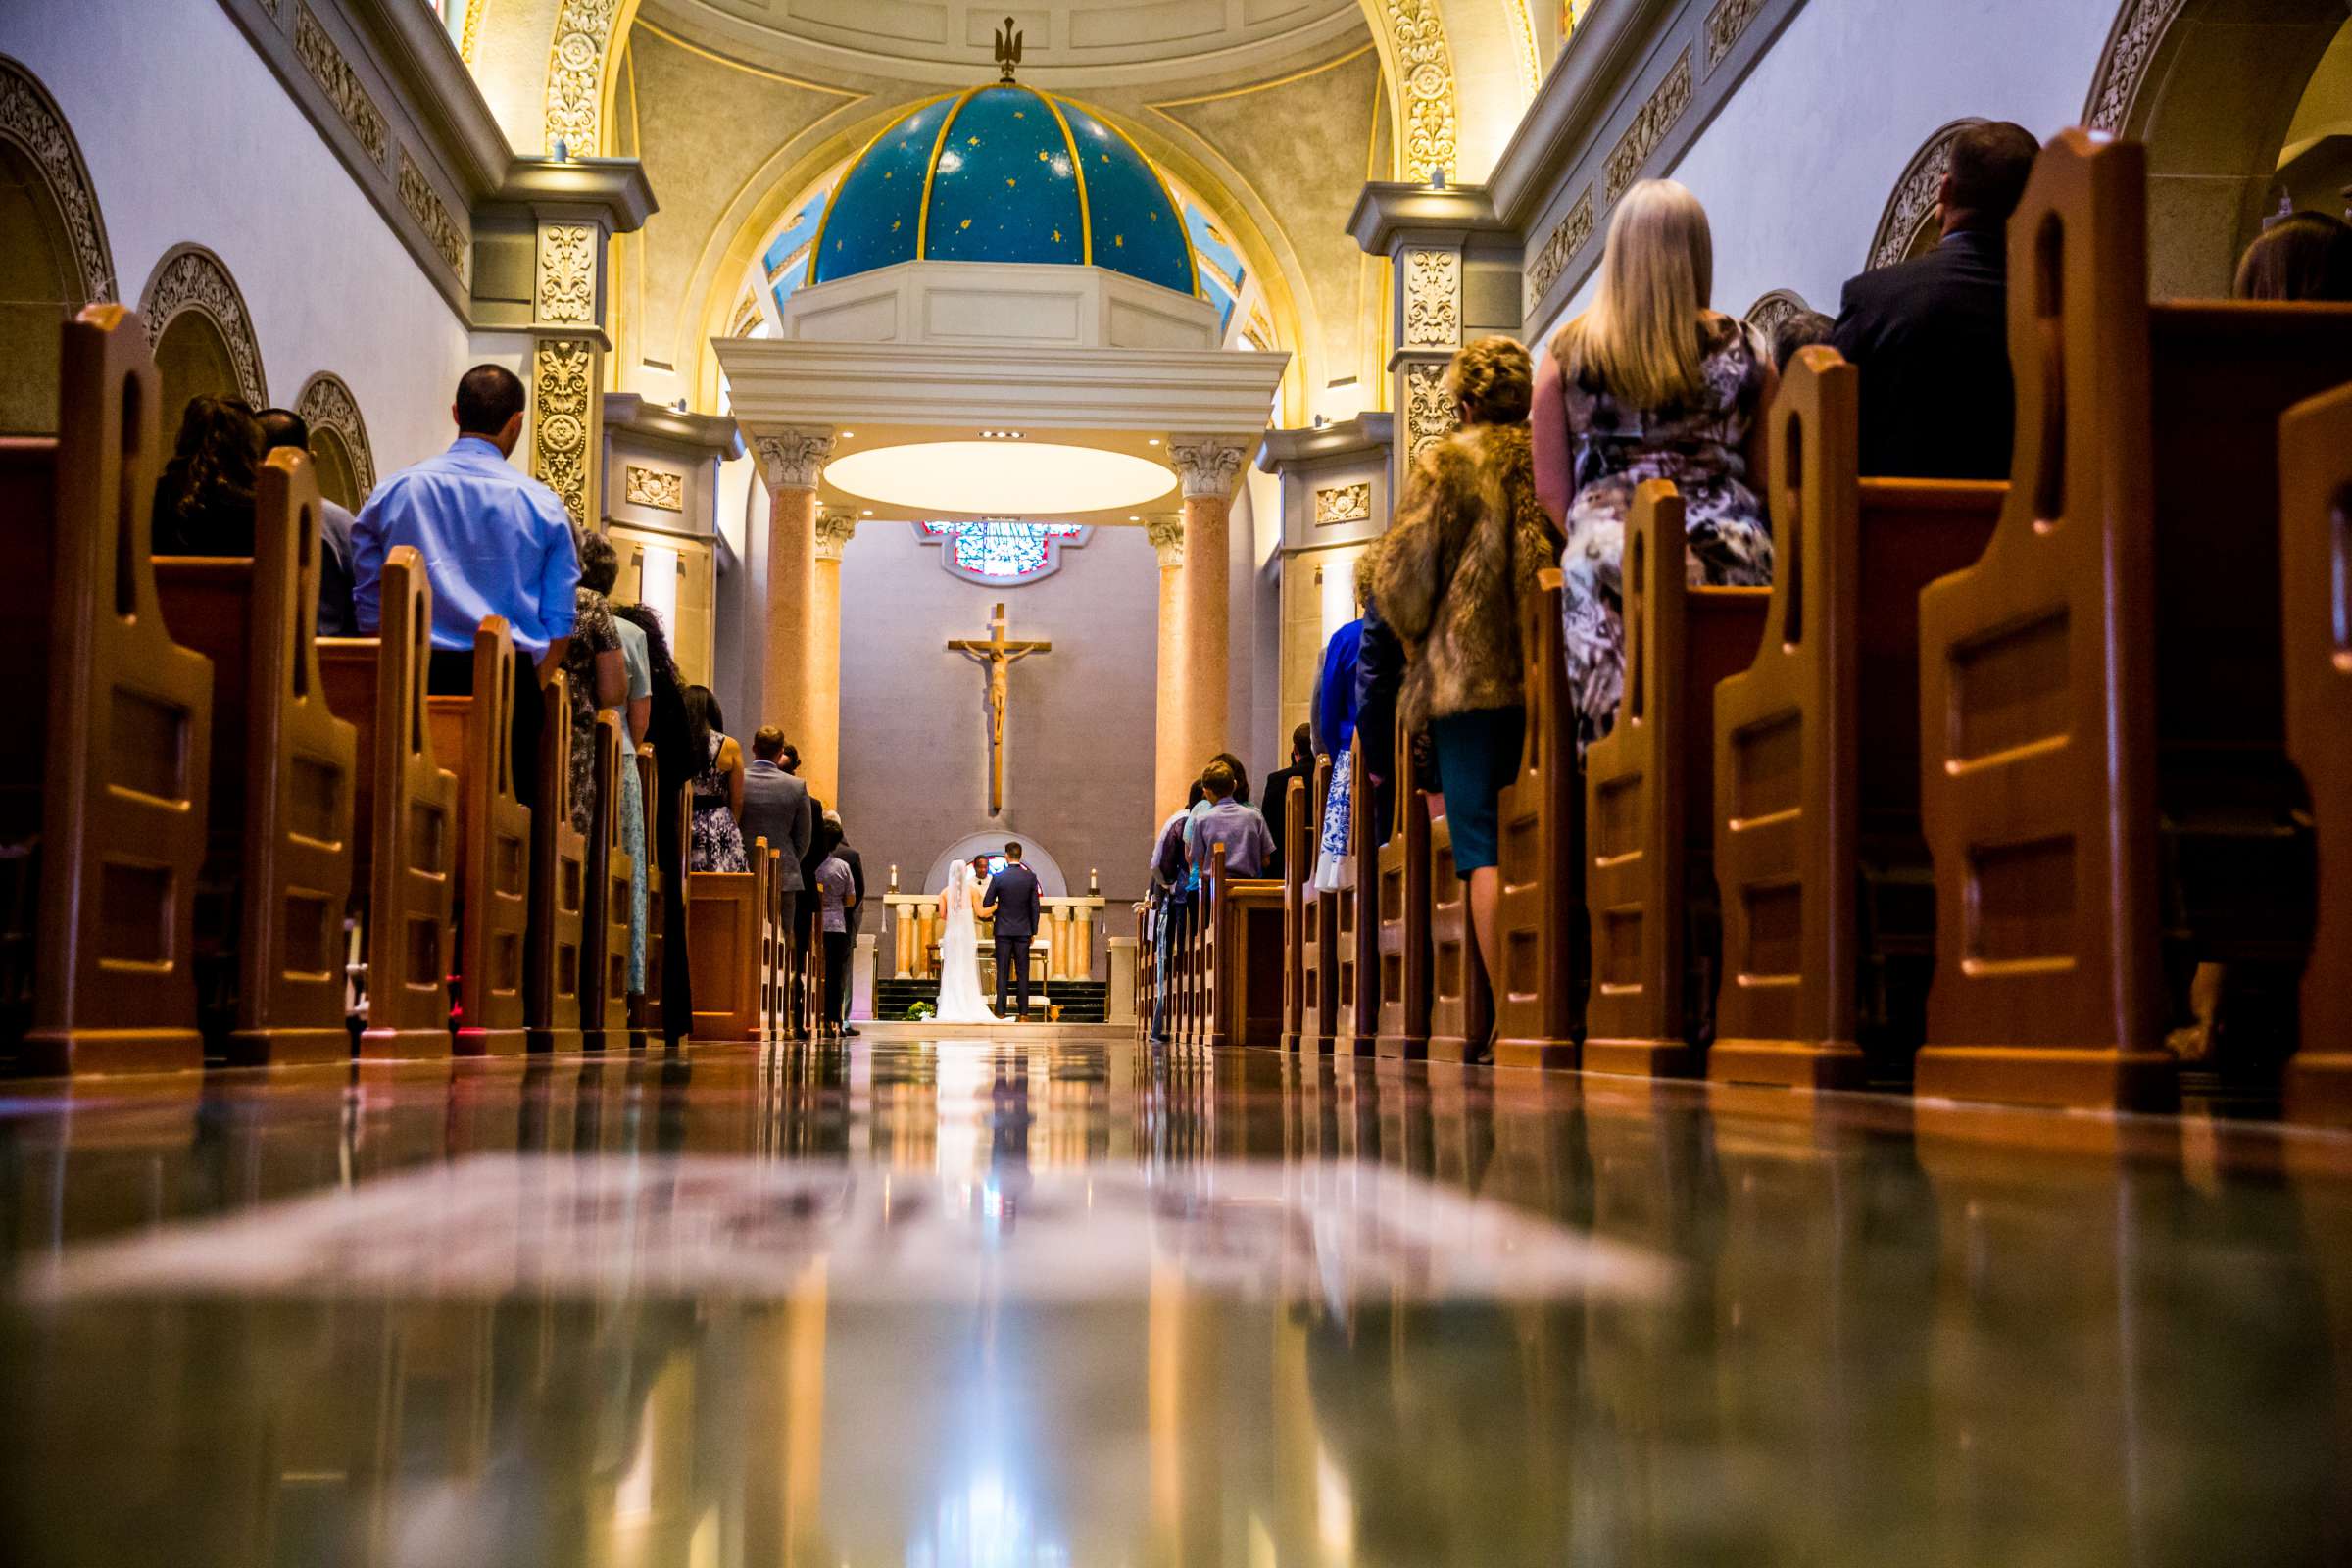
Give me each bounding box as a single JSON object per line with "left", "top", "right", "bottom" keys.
{"left": 889, "top": 863, "right": 900, "bottom": 892}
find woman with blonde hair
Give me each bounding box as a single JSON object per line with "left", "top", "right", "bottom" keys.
{"left": 1372, "top": 335, "right": 1560, "bottom": 1048}
{"left": 1534, "top": 178, "right": 1775, "bottom": 746}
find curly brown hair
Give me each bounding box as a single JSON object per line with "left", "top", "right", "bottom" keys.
{"left": 1444, "top": 336, "right": 1534, "bottom": 426}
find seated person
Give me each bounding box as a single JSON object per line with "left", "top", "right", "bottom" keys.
{"left": 1188, "top": 759, "right": 1274, "bottom": 879}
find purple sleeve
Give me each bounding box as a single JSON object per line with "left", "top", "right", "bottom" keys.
{"left": 1532, "top": 347, "right": 1574, "bottom": 530}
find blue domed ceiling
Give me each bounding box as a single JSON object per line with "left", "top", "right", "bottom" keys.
{"left": 809, "top": 84, "right": 1199, "bottom": 298}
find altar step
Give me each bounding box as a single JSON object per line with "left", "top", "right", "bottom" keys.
{"left": 875, "top": 978, "right": 1107, "bottom": 1023}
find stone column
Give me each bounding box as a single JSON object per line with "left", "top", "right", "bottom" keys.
{"left": 1168, "top": 438, "right": 1250, "bottom": 780}
{"left": 1392, "top": 243, "right": 1464, "bottom": 502}
{"left": 1147, "top": 514, "right": 1189, "bottom": 820}
{"left": 749, "top": 427, "right": 832, "bottom": 791}
{"left": 809, "top": 510, "right": 858, "bottom": 808}
{"left": 530, "top": 220, "right": 610, "bottom": 531}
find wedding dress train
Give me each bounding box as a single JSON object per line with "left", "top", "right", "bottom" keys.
{"left": 933, "top": 866, "right": 999, "bottom": 1023}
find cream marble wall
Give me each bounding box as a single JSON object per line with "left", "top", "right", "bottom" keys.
{"left": 1, "top": 0, "right": 478, "bottom": 475}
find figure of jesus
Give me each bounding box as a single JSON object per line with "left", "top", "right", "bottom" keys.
{"left": 947, "top": 603, "right": 1051, "bottom": 816}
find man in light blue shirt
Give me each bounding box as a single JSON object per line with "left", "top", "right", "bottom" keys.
{"left": 353, "top": 365, "right": 579, "bottom": 807}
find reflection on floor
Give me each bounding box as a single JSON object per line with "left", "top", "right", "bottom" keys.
{"left": 4, "top": 1033, "right": 2352, "bottom": 1566}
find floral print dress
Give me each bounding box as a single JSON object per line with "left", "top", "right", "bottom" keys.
{"left": 690, "top": 733, "right": 749, "bottom": 874}
{"left": 564, "top": 589, "right": 620, "bottom": 839}
{"left": 1557, "top": 317, "right": 1775, "bottom": 747}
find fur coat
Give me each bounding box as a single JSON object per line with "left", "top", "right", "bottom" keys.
{"left": 1372, "top": 419, "right": 1558, "bottom": 736}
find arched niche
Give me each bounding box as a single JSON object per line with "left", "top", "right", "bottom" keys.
{"left": 1866, "top": 120, "right": 1984, "bottom": 274}
{"left": 2086, "top": 0, "right": 2348, "bottom": 298}
{"left": 139, "top": 243, "right": 267, "bottom": 427}
{"left": 294, "top": 370, "right": 375, "bottom": 508}
{"left": 1743, "top": 288, "right": 1814, "bottom": 339}
{"left": 0, "top": 55, "right": 117, "bottom": 434}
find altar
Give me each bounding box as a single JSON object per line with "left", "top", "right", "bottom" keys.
{"left": 882, "top": 891, "right": 1107, "bottom": 982}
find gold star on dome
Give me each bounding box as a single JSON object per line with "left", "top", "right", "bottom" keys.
{"left": 967, "top": 134, "right": 981, "bottom": 146}
{"left": 1113, "top": 234, "right": 1123, "bottom": 247}
{"left": 1013, "top": 110, "right": 1025, "bottom": 119}
{"left": 1052, "top": 228, "right": 1062, "bottom": 243}
{"left": 1037, "top": 149, "right": 1050, "bottom": 162}
{"left": 1006, "top": 177, "right": 1016, "bottom": 188}
{"left": 891, "top": 219, "right": 901, "bottom": 230}
{"left": 882, "top": 170, "right": 893, "bottom": 179}
{"left": 959, "top": 218, "right": 972, "bottom": 230}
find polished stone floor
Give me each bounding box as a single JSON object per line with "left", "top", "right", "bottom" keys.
{"left": 4, "top": 1034, "right": 2351, "bottom": 1566}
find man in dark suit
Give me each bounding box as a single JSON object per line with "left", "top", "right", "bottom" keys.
{"left": 980, "top": 841, "right": 1044, "bottom": 1020}
{"left": 1827, "top": 120, "right": 2040, "bottom": 480}
{"left": 1260, "top": 723, "right": 1313, "bottom": 881}
{"left": 740, "top": 726, "right": 813, "bottom": 941}
{"left": 829, "top": 813, "right": 867, "bottom": 1037}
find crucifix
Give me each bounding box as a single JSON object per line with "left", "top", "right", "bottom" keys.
{"left": 947, "top": 602, "right": 1051, "bottom": 817}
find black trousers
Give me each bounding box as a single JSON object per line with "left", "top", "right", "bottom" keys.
{"left": 824, "top": 931, "right": 853, "bottom": 1028}
{"left": 994, "top": 934, "right": 1033, "bottom": 1017}
{"left": 426, "top": 646, "right": 545, "bottom": 810}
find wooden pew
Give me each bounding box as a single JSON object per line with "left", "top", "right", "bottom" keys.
{"left": 632, "top": 746, "right": 664, "bottom": 1047}
{"left": 1279, "top": 773, "right": 1309, "bottom": 1050}
{"left": 525, "top": 668, "right": 586, "bottom": 1053}
{"left": 424, "top": 619, "right": 528, "bottom": 1055}
{"left": 1334, "top": 739, "right": 1378, "bottom": 1054}
{"left": 1372, "top": 716, "right": 1432, "bottom": 1058}
{"left": 1914, "top": 128, "right": 2352, "bottom": 1108}
{"left": 690, "top": 851, "right": 769, "bottom": 1042}
{"left": 1493, "top": 569, "right": 1584, "bottom": 1068}
{"left": 1709, "top": 349, "right": 2005, "bottom": 1089}
{"left": 1582, "top": 478, "right": 1770, "bottom": 1078}
{"left": 2279, "top": 381, "right": 2352, "bottom": 1125}
{"left": 1, "top": 305, "right": 212, "bottom": 1075}
{"left": 154, "top": 446, "right": 358, "bottom": 1066}
{"left": 579, "top": 712, "right": 634, "bottom": 1051}
{"left": 1134, "top": 900, "right": 1153, "bottom": 1039}
{"left": 1427, "top": 804, "right": 1493, "bottom": 1062}
{"left": 317, "top": 546, "right": 459, "bottom": 1060}
{"left": 1291, "top": 759, "right": 1340, "bottom": 1053}
{"left": 1200, "top": 839, "right": 1285, "bottom": 1049}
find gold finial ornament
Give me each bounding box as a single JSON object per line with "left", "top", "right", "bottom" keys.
{"left": 994, "top": 16, "right": 1023, "bottom": 81}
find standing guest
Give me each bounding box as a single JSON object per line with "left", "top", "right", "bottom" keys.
{"left": 2235, "top": 211, "right": 2352, "bottom": 301}
{"left": 1535, "top": 179, "right": 1777, "bottom": 750}
{"left": 1354, "top": 583, "right": 1406, "bottom": 849}
{"left": 1376, "top": 336, "right": 1558, "bottom": 1038}
{"left": 741, "top": 726, "right": 813, "bottom": 943}
{"left": 1310, "top": 563, "right": 1370, "bottom": 891}
{"left": 684, "top": 685, "right": 748, "bottom": 873}
{"left": 980, "top": 842, "right": 1044, "bottom": 1020}
{"left": 1260, "top": 723, "right": 1313, "bottom": 881}
{"left": 1146, "top": 779, "right": 1207, "bottom": 1045}
{"left": 612, "top": 602, "right": 694, "bottom": 1043}
{"left": 828, "top": 811, "right": 867, "bottom": 1037}
{"left": 1187, "top": 759, "right": 1275, "bottom": 879}
{"left": 1769, "top": 309, "right": 1837, "bottom": 374}
{"left": 811, "top": 838, "right": 858, "bottom": 1039}
{"left": 354, "top": 365, "right": 578, "bottom": 808}
{"left": 563, "top": 533, "right": 627, "bottom": 839}
{"left": 255, "top": 408, "right": 356, "bottom": 634}
{"left": 1826, "top": 121, "right": 2040, "bottom": 478}
{"left": 152, "top": 395, "right": 263, "bottom": 557}
{"left": 611, "top": 590, "right": 655, "bottom": 999}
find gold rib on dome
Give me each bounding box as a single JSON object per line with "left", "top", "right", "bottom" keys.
{"left": 1084, "top": 105, "right": 1201, "bottom": 299}
{"left": 916, "top": 86, "right": 985, "bottom": 258}
{"left": 808, "top": 91, "right": 954, "bottom": 283}
{"left": 1035, "top": 90, "right": 1095, "bottom": 264}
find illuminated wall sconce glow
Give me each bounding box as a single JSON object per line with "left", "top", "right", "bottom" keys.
{"left": 640, "top": 542, "right": 679, "bottom": 633}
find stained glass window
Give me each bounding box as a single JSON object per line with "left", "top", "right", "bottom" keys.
{"left": 914, "top": 521, "right": 1091, "bottom": 585}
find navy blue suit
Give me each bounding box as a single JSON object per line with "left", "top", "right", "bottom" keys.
{"left": 983, "top": 863, "right": 1044, "bottom": 1016}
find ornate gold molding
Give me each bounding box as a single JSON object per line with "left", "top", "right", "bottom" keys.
{"left": 752, "top": 429, "right": 834, "bottom": 491}
{"left": 537, "top": 222, "right": 598, "bottom": 325}
{"left": 813, "top": 510, "right": 859, "bottom": 561}
{"left": 1379, "top": 0, "right": 1459, "bottom": 181}
{"left": 460, "top": 0, "right": 489, "bottom": 65}
{"left": 1604, "top": 48, "right": 1692, "bottom": 204}
{"left": 141, "top": 243, "right": 269, "bottom": 406}
{"left": 1168, "top": 437, "right": 1250, "bottom": 501}
{"left": 1703, "top": 0, "right": 1764, "bottom": 74}
{"left": 1401, "top": 248, "right": 1461, "bottom": 350}
{"left": 1146, "top": 515, "right": 1186, "bottom": 567}
{"left": 294, "top": 371, "right": 376, "bottom": 498}
{"left": 397, "top": 148, "right": 466, "bottom": 278}
{"left": 624, "top": 464, "right": 683, "bottom": 513}
{"left": 293, "top": 3, "right": 387, "bottom": 168}
{"left": 1868, "top": 119, "right": 1982, "bottom": 270}
{"left": 0, "top": 55, "right": 116, "bottom": 305}
{"left": 1314, "top": 482, "right": 1372, "bottom": 525}
{"left": 1525, "top": 185, "right": 1593, "bottom": 312}
{"left": 2085, "top": 0, "right": 2188, "bottom": 133}
{"left": 1506, "top": 0, "right": 1541, "bottom": 93}
{"left": 1404, "top": 360, "right": 1455, "bottom": 466}
{"left": 546, "top": 0, "right": 621, "bottom": 155}
{"left": 532, "top": 336, "right": 597, "bottom": 527}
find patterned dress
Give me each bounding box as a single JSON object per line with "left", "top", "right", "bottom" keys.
{"left": 690, "top": 733, "right": 749, "bottom": 873}
{"left": 564, "top": 589, "right": 619, "bottom": 839}
{"left": 1557, "top": 317, "right": 1775, "bottom": 747}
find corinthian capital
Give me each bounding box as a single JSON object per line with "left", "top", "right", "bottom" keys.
{"left": 1166, "top": 436, "right": 1250, "bottom": 501}
{"left": 1145, "top": 515, "right": 1185, "bottom": 567}
{"left": 814, "top": 509, "right": 858, "bottom": 561}
{"left": 751, "top": 426, "right": 835, "bottom": 490}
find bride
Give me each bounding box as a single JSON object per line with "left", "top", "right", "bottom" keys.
{"left": 933, "top": 855, "right": 999, "bottom": 1023}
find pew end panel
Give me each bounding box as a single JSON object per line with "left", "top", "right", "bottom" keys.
{"left": 1427, "top": 808, "right": 1494, "bottom": 1062}
{"left": 1280, "top": 774, "right": 1309, "bottom": 1051}
{"left": 580, "top": 711, "right": 634, "bottom": 1051}
{"left": 633, "top": 746, "right": 663, "bottom": 1047}
{"left": 1294, "top": 757, "right": 1340, "bottom": 1053}
{"left": 437, "top": 620, "right": 529, "bottom": 1054}
{"left": 1204, "top": 847, "right": 1285, "bottom": 1050}
{"left": 1334, "top": 736, "right": 1379, "bottom": 1054}
{"left": 1373, "top": 716, "right": 1433, "bottom": 1058}
{"left": 1494, "top": 569, "right": 1585, "bottom": 1070}
{"left": 525, "top": 668, "right": 585, "bottom": 1054}
{"left": 689, "top": 852, "right": 770, "bottom": 1043}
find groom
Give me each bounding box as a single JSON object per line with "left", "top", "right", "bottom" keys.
{"left": 979, "top": 842, "right": 1043, "bottom": 1019}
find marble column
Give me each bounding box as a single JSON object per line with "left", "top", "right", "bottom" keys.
{"left": 810, "top": 510, "right": 858, "bottom": 808}
{"left": 750, "top": 428, "right": 832, "bottom": 793}
{"left": 1168, "top": 438, "right": 1249, "bottom": 781}
{"left": 1148, "top": 514, "right": 1188, "bottom": 821}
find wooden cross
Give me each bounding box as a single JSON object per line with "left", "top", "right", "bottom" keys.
{"left": 947, "top": 602, "right": 1051, "bottom": 817}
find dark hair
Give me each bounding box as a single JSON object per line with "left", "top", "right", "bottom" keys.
{"left": 1004, "top": 841, "right": 1023, "bottom": 860}
{"left": 154, "top": 395, "right": 264, "bottom": 555}
{"left": 684, "top": 684, "right": 725, "bottom": 743}
{"left": 454, "top": 364, "right": 526, "bottom": 436}
{"left": 1185, "top": 779, "right": 1207, "bottom": 809}
{"left": 1200, "top": 760, "right": 1238, "bottom": 798}
{"left": 1210, "top": 751, "right": 1250, "bottom": 805}
{"left": 752, "top": 725, "right": 786, "bottom": 760}
{"left": 1770, "top": 310, "right": 1836, "bottom": 373}
{"left": 1291, "top": 721, "right": 1313, "bottom": 764}
{"left": 612, "top": 602, "right": 696, "bottom": 786}
{"left": 255, "top": 407, "right": 309, "bottom": 453}
{"left": 577, "top": 530, "right": 619, "bottom": 595}
{"left": 781, "top": 742, "right": 800, "bottom": 772}
{"left": 2235, "top": 212, "right": 2352, "bottom": 303}
{"left": 1945, "top": 122, "right": 2039, "bottom": 226}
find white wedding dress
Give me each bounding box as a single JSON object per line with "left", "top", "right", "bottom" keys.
{"left": 933, "top": 866, "right": 999, "bottom": 1023}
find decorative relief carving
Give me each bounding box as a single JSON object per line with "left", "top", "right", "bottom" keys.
{"left": 537, "top": 222, "right": 598, "bottom": 326}
{"left": 141, "top": 244, "right": 268, "bottom": 406}
{"left": 1704, "top": 0, "right": 1764, "bottom": 74}
{"left": 752, "top": 429, "right": 835, "bottom": 491}
{"left": 1868, "top": 119, "right": 1981, "bottom": 271}
{"left": 1314, "top": 483, "right": 1373, "bottom": 525}
{"left": 532, "top": 336, "right": 596, "bottom": 528}
{"left": 546, "top": 0, "right": 619, "bottom": 155}
{"left": 0, "top": 58, "right": 117, "bottom": 305}
{"left": 1525, "top": 185, "right": 1594, "bottom": 310}
{"left": 1168, "top": 437, "right": 1249, "bottom": 501}
{"left": 2085, "top": 0, "right": 2187, "bottom": 132}
{"left": 1742, "top": 288, "right": 1811, "bottom": 340}
{"left": 294, "top": 371, "right": 376, "bottom": 499}
{"left": 1604, "top": 48, "right": 1692, "bottom": 204}
{"left": 1146, "top": 515, "right": 1185, "bottom": 567}
{"left": 1402, "top": 248, "right": 1461, "bottom": 350}
{"left": 294, "top": 4, "right": 388, "bottom": 168}
{"left": 813, "top": 510, "right": 859, "bottom": 561}
{"left": 624, "top": 465, "right": 683, "bottom": 513}
{"left": 1404, "top": 361, "right": 1456, "bottom": 466}
{"left": 1381, "top": 0, "right": 1459, "bottom": 181}
{"left": 398, "top": 149, "right": 466, "bottom": 278}
{"left": 460, "top": 0, "right": 489, "bottom": 64}
{"left": 1505, "top": 0, "right": 1542, "bottom": 93}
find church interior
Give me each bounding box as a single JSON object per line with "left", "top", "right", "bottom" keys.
{"left": 6, "top": 0, "right": 2352, "bottom": 1561}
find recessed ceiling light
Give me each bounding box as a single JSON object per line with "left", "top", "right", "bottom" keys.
{"left": 860, "top": 509, "right": 873, "bottom": 516}
{"left": 841, "top": 430, "right": 856, "bottom": 439}
{"left": 825, "top": 441, "right": 1177, "bottom": 515}
{"left": 1147, "top": 438, "right": 1161, "bottom": 446}
{"left": 1127, "top": 514, "right": 1139, "bottom": 521}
